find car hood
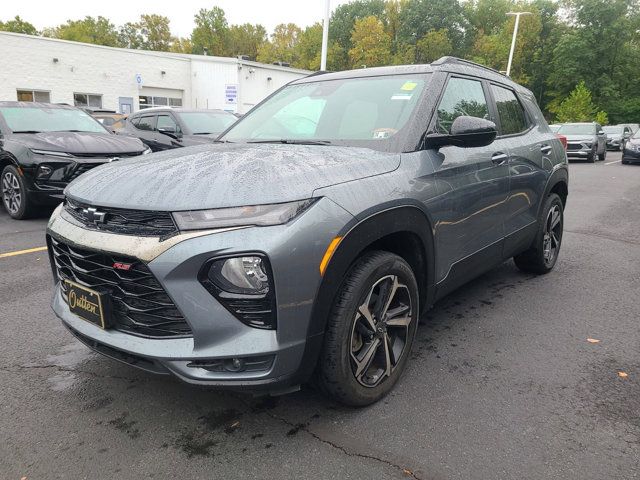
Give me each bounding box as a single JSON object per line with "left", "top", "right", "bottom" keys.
{"left": 65, "top": 143, "right": 400, "bottom": 211}
{"left": 606, "top": 133, "right": 622, "bottom": 140}
{"left": 12, "top": 131, "right": 146, "bottom": 154}
{"left": 563, "top": 135, "right": 595, "bottom": 142}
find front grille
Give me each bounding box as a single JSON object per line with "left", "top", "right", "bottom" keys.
{"left": 71, "top": 152, "right": 142, "bottom": 159}
{"left": 567, "top": 144, "right": 582, "bottom": 151}
{"left": 65, "top": 199, "right": 178, "bottom": 237}
{"left": 67, "top": 163, "right": 102, "bottom": 181}
{"left": 49, "top": 236, "right": 192, "bottom": 338}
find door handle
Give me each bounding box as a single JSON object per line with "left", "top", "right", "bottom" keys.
{"left": 491, "top": 152, "right": 508, "bottom": 165}
{"left": 540, "top": 144, "right": 553, "bottom": 155}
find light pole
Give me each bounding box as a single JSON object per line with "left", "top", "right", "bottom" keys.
{"left": 506, "top": 11, "right": 531, "bottom": 77}
{"left": 320, "top": 0, "right": 331, "bottom": 70}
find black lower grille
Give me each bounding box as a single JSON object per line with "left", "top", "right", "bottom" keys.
{"left": 49, "top": 236, "right": 191, "bottom": 338}
{"left": 67, "top": 163, "right": 102, "bottom": 181}
{"left": 567, "top": 144, "right": 583, "bottom": 151}
{"left": 65, "top": 199, "right": 178, "bottom": 237}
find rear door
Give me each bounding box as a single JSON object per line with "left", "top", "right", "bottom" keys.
{"left": 429, "top": 75, "right": 510, "bottom": 285}
{"left": 489, "top": 83, "right": 552, "bottom": 257}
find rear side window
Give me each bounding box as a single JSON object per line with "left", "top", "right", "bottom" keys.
{"left": 436, "top": 77, "right": 489, "bottom": 134}
{"left": 491, "top": 85, "right": 529, "bottom": 135}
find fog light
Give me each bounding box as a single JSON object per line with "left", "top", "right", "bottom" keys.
{"left": 36, "top": 165, "right": 53, "bottom": 179}
{"left": 208, "top": 256, "right": 269, "bottom": 295}
{"left": 225, "top": 358, "right": 245, "bottom": 372}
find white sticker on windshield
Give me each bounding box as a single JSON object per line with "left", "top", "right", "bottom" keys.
{"left": 391, "top": 94, "right": 412, "bottom": 101}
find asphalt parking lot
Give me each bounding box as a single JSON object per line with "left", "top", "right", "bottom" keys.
{"left": 1, "top": 152, "right": 639, "bottom": 480}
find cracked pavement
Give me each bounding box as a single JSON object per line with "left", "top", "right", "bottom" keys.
{"left": 1, "top": 153, "right": 639, "bottom": 479}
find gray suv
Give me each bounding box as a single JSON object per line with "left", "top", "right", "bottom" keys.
{"left": 47, "top": 58, "right": 568, "bottom": 406}
{"left": 558, "top": 122, "right": 607, "bottom": 162}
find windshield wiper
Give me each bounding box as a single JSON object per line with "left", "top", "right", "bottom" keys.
{"left": 54, "top": 129, "right": 88, "bottom": 133}
{"left": 193, "top": 132, "right": 214, "bottom": 135}
{"left": 247, "top": 139, "right": 332, "bottom": 145}
{"left": 12, "top": 130, "right": 41, "bottom": 134}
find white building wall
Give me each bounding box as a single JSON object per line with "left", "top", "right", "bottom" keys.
{"left": 0, "top": 32, "right": 310, "bottom": 115}
{"left": 0, "top": 32, "right": 191, "bottom": 112}
{"left": 238, "top": 62, "right": 306, "bottom": 113}
{"left": 189, "top": 59, "right": 239, "bottom": 111}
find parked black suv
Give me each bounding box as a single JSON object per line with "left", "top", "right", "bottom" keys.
{"left": 121, "top": 108, "right": 237, "bottom": 151}
{"left": 47, "top": 58, "right": 568, "bottom": 405}
{"left": 0, "top": 102, "right": 149, "bottom": 219}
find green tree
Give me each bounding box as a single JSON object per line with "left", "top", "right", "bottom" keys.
{"left": 46, "top": 16, "right": 120, "bottom": 47}
{"left": 191, "top": 6, "right": 229, "bottom": 55}
{"left": 416, "top": 29, "right": 453, "bottom": 63}
{"left": 329, "top": 0, "right": 386, "bottom": 52}
{"left": 551, "top": 81, "right": 599, "bottom": 122}
{"left": 169, "top": 37, "right": 193, "bottom": 54}
{"left": 256, "top": 23, "right": 302, "bottom": 65}
{"left": 119, "top": 14, "right": 173, "bottom": 51}
{"left": 294, "top": 23, "right": 323, "bottom": 70}
{"left": 226, "top": 24, "right": 267, "bottom": 59}
{"left": 0, "top": 16, "right": 38, "bottom": 35}
{"left": 398, "top": 0, "right": 467, "bottom": 53}
{"left": 349, "top": 16, "right": 392, "bottom": 68}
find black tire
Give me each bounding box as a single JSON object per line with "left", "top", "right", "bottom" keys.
{"left": 622, "top": 159, "right": 629, "bottom": 165}
{"left": 588, "top": 150, "right": 597, "bottom": 163}
{"left": 316, "top": 251, "right": 419, "bottom": 407}
{"left": 1, "top": 165, "right": 35, "bottom": 220}
{"left": 598, "top": 149, "right": 606, "bottom": 161}
{"left": 514, "top": 193, "right": 564, "bottom": 274}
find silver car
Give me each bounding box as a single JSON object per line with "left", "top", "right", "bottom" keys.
{"left": 557, "top": 122, "right": 607, "bottom": 162}
{"left": 47, "top": 58, "right": 568, "bottom": 406}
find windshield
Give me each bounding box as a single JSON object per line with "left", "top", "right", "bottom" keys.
{"left": 603, "top": 126, "right": 622, "bottom": 134}
{"left": 178, "top": 111, "right": 237, "bottom": 135}
{"left": 0, "top": 106, "right": 108, "bottom": 134}
{"left": 557, "top": 124, "right": 595, "bottom": 135}
{"left": 221, "top": 74, "right": 429, "bottom": 150}
{"left": 548, "top": 124, "right": 561, "bottom": 133}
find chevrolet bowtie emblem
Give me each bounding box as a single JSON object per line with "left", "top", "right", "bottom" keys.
{"left": 83, "top": 207, "right": 107, "bottom": 225}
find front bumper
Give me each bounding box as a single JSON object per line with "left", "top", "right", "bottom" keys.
{"left": 566, "top": 145, "right": 594, "bottom": 160}
{"left": 47, "top": 199, "right": 353, "bottom": 391}
{"left": 622, "top": 148, "right": 640, "bottom": 163}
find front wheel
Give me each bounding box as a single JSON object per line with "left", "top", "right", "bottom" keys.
{"left": 599, "top": 149, "right": 606, "bottom": 161}
{"left": 1, "top": 165, "right": 34, "bottom": 219}
{"left": 514, "top": 193, "right": 564, "bottom": 274}
{"left": 317, "top": 251, "right": 419, "bottom": 406}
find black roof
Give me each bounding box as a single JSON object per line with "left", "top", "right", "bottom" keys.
{"left": 294, "top": 56, "right": 525, "bottom": 92}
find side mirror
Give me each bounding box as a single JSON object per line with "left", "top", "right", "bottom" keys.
{"left": 598, "top": 130, "right": 605, "bottom": 136}
{"left": 158, "top": 127, "right": 181, "bottom": 139}
{"left": 425, "top": 116, "right": 497, "bottom": 149}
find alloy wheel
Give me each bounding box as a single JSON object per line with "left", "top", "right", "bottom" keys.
{"left": 542, "top": 205, "right": 562, "bottom": 267}
{"left": 1, "top": 171, "right": 22, "bottom": 215}
{"left": 349, "top": 275, "right": 413, "bottom": 388}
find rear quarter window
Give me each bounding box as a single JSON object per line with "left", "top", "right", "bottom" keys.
{"left": 491, "top": 85, "right": 530, "bottom": 135}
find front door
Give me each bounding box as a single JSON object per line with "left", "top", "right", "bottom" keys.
{"left": 429, "top": 76, "right": 510, "bottom": 286}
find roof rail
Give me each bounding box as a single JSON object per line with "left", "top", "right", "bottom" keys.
{"left": 432, "top": 56, "right": 508, "bottom": 77}
{"left": 305, "top": 70, "right": 332, "bottom": 79}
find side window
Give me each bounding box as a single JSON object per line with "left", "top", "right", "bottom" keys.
{"left": 157, "top": 115, "right": 179, "bottom": 132}
{"left": 136, "top": 116, "right": 156, "bottom": 131}
{"left": 491, "top": 85, "right": 529, "bottom": 135}
{"left": 436, "top": 77, "right": 489, "bottom": 134}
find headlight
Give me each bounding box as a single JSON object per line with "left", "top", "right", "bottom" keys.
{"left": 172, "top": 198, "right": 318, "bottom": 231}
{"left": 142, "top": 147, "right": 152, "bottom": 155}
{"left": 31, "top": 149, "right": 73, "bottom": 158}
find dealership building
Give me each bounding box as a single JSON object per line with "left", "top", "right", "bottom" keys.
{"left": 0, "top": 32, "right": 310, "bottom": 114}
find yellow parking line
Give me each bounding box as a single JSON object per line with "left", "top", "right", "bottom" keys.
{"left": 0, "top": 246, "right": 47, "bottom": 259}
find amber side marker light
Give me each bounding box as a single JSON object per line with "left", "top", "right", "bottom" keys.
{"left": 319, "top": 236, "right": 343, "bottom": 276}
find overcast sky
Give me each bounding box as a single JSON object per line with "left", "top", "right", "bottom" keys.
{"left": 3, "top": 0, "right": 353, "bottom": 37}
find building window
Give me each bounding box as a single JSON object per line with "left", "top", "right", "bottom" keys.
{"left": 17, "top": 90, "right": 50, "bottom": 103}
{"left": 139, "top": 95, "right": 182, "bottom": 109}
{"left": 74, "top": 93, "right": 103, "bottom": 109}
